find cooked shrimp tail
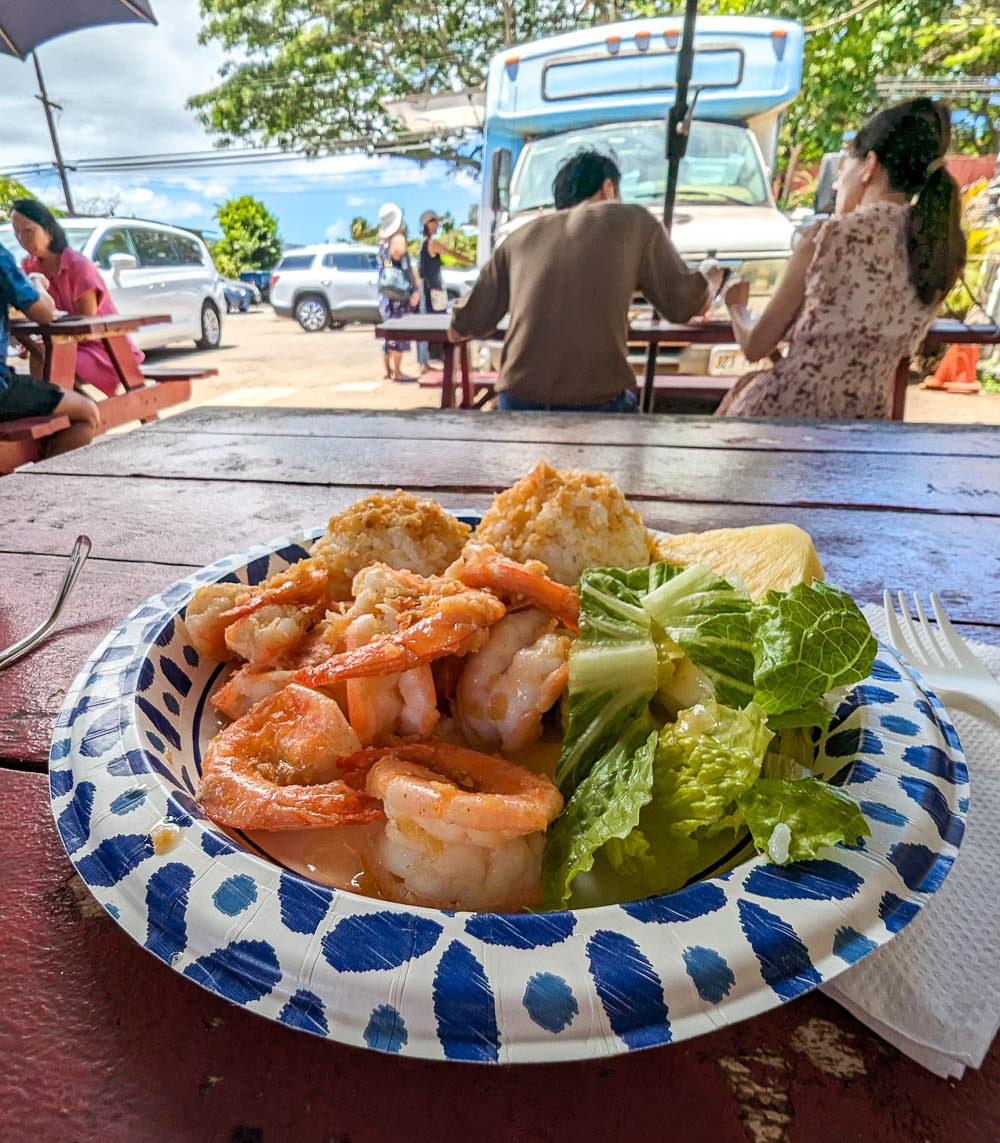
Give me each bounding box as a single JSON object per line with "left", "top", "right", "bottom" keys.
{"left": 458, "top": 551, "right": 580, "bottom": 631}
{"left": 218, "top": 563, "right": 329, "bottom": 624}
{"left": 296, "top": 590, "right": 505, "bottom": 686}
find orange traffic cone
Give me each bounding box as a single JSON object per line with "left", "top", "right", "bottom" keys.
{"left": 920, "top": 343, "right": 982, "bottom": 393}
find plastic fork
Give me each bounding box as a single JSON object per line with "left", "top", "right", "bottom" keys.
{"left": 883, "top": 590, "right": 1000, "bottom": 723}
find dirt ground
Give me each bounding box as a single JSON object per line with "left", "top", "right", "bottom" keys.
{"left": 148, "top": 306, "right": 1000, "bottom": 424}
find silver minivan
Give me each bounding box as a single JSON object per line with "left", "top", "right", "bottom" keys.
{"left": 0, "top": 216, "right": 227, "bottom": 351}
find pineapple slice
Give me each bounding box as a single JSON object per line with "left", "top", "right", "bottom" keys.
{"left": 654, "top": 523, "right": 824, "bottom": 601}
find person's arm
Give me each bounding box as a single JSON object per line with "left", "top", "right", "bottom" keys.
{"left": 75, "top": 289, "right": 99, "bottom": 317}
{"left": 637, "top": 222, "right": 710, "bottom": 322}
{"left": 448, "top": 246, "right": 509, "bottom": 342}
{"left": 25, "top": 294, "right": 56, "bottom": 324}
{"left": 428, "top": 237, "right": 475, "bottom": 267}
{"left": 724, "top": 224, "right": 819, "bottom": 362}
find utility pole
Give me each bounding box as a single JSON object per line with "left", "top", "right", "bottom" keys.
{"left": 32, "top": 51, "right": 75, "bottom": 214}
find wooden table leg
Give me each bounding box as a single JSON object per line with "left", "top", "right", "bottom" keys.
{"left": 42, "top": 339, "right": 79, "bottom": 390}
{"left": 441, "top": 344, "right": 455, "bottom": 409}
{"left": 642, "top": 342, "right": 658, "bottom": 414}
{"left": 891, "top": 356, "right": 909, "bottom": 421}
{"left": 459, "top": 343, "right": 472, "bottom": 409}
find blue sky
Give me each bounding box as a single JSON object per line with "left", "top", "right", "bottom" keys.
{"left": 0, "top": 0, "right": 480, "bottom": 245}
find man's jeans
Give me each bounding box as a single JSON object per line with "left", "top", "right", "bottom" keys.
{"left": 497, "top": 389, "right": 639, "bottom": 413}
{"left": 415, "top": 291, "right": 430, "bottom": 368}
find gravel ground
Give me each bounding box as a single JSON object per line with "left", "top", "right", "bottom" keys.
{"left": 147, "top": 306, "right": 1000, "bottom": 424}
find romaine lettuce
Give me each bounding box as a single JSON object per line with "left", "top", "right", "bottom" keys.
{"left": 640, "top": 564, "right": 756, "bottom": 710}
{"left": 751, "top": 581, "right": 878, "bottom": 716}
{"left": 737, "top": 777, "right": 870, "bottom": 864}
{"left": 554, "top": 569, "right": 659, "bottom": 794}
{"left": 541, "top": 718, "right": 658, "bottom": 910}
{"left": 604, "top": 701, "right": 772, "bottom": 895}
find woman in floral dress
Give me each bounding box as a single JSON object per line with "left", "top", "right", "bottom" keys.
{"left": 718, "top": 98, "right": 965, "bottom": 420}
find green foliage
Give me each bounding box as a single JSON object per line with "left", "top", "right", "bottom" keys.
{"left": 0, "top": 176, "right": 35, "bottom": 215}
{"left": 190, "top": 1, "right": 1000, "bottom": 172}
{"left": 211, "top": 194, "right": 282, "bottom": 277}
{"left": 350, "top": 216, "right": 380, "bottom": 244}
{"left": 942, "top": 179, "right": 1000, "bottom": 319}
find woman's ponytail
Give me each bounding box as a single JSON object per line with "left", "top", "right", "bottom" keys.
{"left": 908, "top": 165, "right": 965, "bottom": 305}
{"left": 853, "top": 98, "right": 965, "bottom": 305}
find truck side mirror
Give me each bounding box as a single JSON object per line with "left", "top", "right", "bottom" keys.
{"left": 108, "top": 251, "right": 138, "bottom": 279}
{"left": 490, "top": 148, "right": 511, "bottom": 213}
{"left": 814, "top": 152, "right": 841, "bottom": 215}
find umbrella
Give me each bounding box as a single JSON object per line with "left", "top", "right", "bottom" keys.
{"left": 0, "top": 1, "right": 158, "bottom": 212}
{"left": 662, "top": 0, "right": 698, "bottom": 233}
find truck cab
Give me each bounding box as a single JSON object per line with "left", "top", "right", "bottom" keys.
{"left": 479, "top": 16, "right": 804, "bottom": 374}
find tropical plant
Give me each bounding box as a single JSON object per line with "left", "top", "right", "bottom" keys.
{"left": 211, "top": 194, "right": 283, "bottom": 278}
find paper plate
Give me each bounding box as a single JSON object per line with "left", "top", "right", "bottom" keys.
{"left": 49, "top": 524, "right": 968, "bottom": 1062}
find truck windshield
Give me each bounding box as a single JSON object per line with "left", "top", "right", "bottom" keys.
{"left": 508, "top": 120, "right": 768, "bottom": 212}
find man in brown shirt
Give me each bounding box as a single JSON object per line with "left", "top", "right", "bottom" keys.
{"left": 449, "top": 150, "right": 720, "bottom": 411}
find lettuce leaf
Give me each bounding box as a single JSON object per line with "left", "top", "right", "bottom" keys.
{"left": 604, "top": 700, "right": 772, "bottom": 895}
{"left": 554, "top": 569, "right": 659, "bottom": 795}
{"left": 541, "top": 719, "right": 658, "bottom": 910}
{"left": 765, "top": 698, "right": 833, "bottom": 731}
{"left": 751, "top": 581, "right": 877, "bottom": 716}
{"left": 737, "top": 778, "right": 870, "bottom": 864}
{"left": 640, "top": 564, "right": 756, "bottom": 710}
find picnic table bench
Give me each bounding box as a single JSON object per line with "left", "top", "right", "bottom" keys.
{"left": 378, "top": 313, "right": 1000, "bottom": 414}
{"left": 1, "top": 313, "right": 217, "bottom": 473}
{"left": 3, "top": 407, "right": 1000, "bottom": 1141}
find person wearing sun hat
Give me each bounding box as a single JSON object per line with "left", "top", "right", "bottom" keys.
{"left": 375, "top": 202, "right": 420, "bottom": 381}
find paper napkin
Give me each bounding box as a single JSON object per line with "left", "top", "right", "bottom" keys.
{"left": 821, "top": 605, "right": 1000, "bottom": 1079}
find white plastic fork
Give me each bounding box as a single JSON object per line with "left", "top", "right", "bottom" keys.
{"left": 883, "top": 589, "right": 1000, "bottom": 723}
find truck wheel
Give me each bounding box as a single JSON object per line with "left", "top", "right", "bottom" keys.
{"left": 295, "top": 294, "right": 330, "bottom": 332}
{"left": 195, "top": 301, "right": 222, "bottom": 350}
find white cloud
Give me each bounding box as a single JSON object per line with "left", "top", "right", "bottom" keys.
{"left": 345, "top": 194, "right": 368, "bottom": 207}
{"left": 324, "top": 217, "right": 349, "bottom": 242}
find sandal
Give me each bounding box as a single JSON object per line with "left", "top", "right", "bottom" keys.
{"left": 394, "top": 373, "right": 417, "bottom": 383}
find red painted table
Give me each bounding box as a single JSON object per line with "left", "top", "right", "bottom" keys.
{"left": 3, "top": 408, "right": 1000, "bottom": 1142}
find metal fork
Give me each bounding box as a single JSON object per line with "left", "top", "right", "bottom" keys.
{"left": 0, "top": 535, "right": 91, "bottom": 671}
{"left": 883, "top": 589, "right": 1000, "bottom": 723}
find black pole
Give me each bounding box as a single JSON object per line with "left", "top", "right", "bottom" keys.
{"left": 663, "top": 0, "right": 699, "bottom": 232}
{"left": 32, "top": 51, "right": 75, "bottom": 214}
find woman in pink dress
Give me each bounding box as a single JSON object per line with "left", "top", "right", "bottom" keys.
{"left": 717, "top": 98, "right": 966, "bottom": 420}
{"left": 11, "top": 198, "right": 144, "bottom": 397}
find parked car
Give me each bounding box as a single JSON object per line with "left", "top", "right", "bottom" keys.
{"left": 239, "top": 269, "right": 272, "bottom": 302}
{"left": 270, "top": 243, "right": 477, "bottom": 332}
{"left": 223, "top": 278, "right": 255, "bottom": 313}
{"left": 0, "top": 216, "right": 226, "bottom": 351}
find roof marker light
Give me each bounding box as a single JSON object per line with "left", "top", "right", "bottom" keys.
{"left": 770, "top": 30, "right": 787, "bottom": 60}
{"left": 635, "top": 30, "right": 650, "bottom": 51}
{"left": 664, "top": 28, "right": 679, "bottom": 49}
{"left": 605, "top": 35, "right": 621, "bottom": 55}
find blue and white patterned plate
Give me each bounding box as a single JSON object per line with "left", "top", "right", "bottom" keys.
{"left": 49, "top": 524, "right": 968, "bottom": 1062}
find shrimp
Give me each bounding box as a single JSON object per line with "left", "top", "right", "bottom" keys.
{"left": 455, "top": 545, "right": 580, "bottom": 631}
{"left": 198, "top": 683, "right": 382, "bottom": 830}
{"left": 296, "top": 565, "right": 506, "bottom": 687}
{"left": 185, "top": 582, "right": 245, "bottom": 661}
{"left": 343, "top": 613, "right": 439, "bottom": 745}
{"left": 185, "top": 560, "right": 331, "bottom": 669}
{"left": 358, "top": 742, "right": 563, "bottom": 911}
{"left": 455, "top": 608, "right": 570, "bottom": 752}
{"left": 210, "top": 611, "right": 351, "bottom": 721}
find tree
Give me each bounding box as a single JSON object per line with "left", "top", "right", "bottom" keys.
{"left": 0, "top": 176, "right": 36, "bottom": 215}
{"left": 211, "top": 194, "right": 283, "bottom": 278}
{"left": 350, "top": 216, "right": 379, "bottom": 244}
{"left": 189, "top": 1, "right": 597, "bottom": 166}
{"left": 190, "top": 1, "right": 1000, "bottom": 172}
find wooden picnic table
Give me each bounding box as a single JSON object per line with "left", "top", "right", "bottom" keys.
{"left": 379, "top": 313, "right": 1000, "bottom": 415}
{"left": 3, "top": 407, "right": 1000, "bottom": 1141}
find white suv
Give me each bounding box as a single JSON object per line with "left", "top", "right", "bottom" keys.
{"left": 270, "top": 242, "right": 477, "bottom": 332}
{"left": 0, "top": 216, "right": 226, "bottom": 351}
